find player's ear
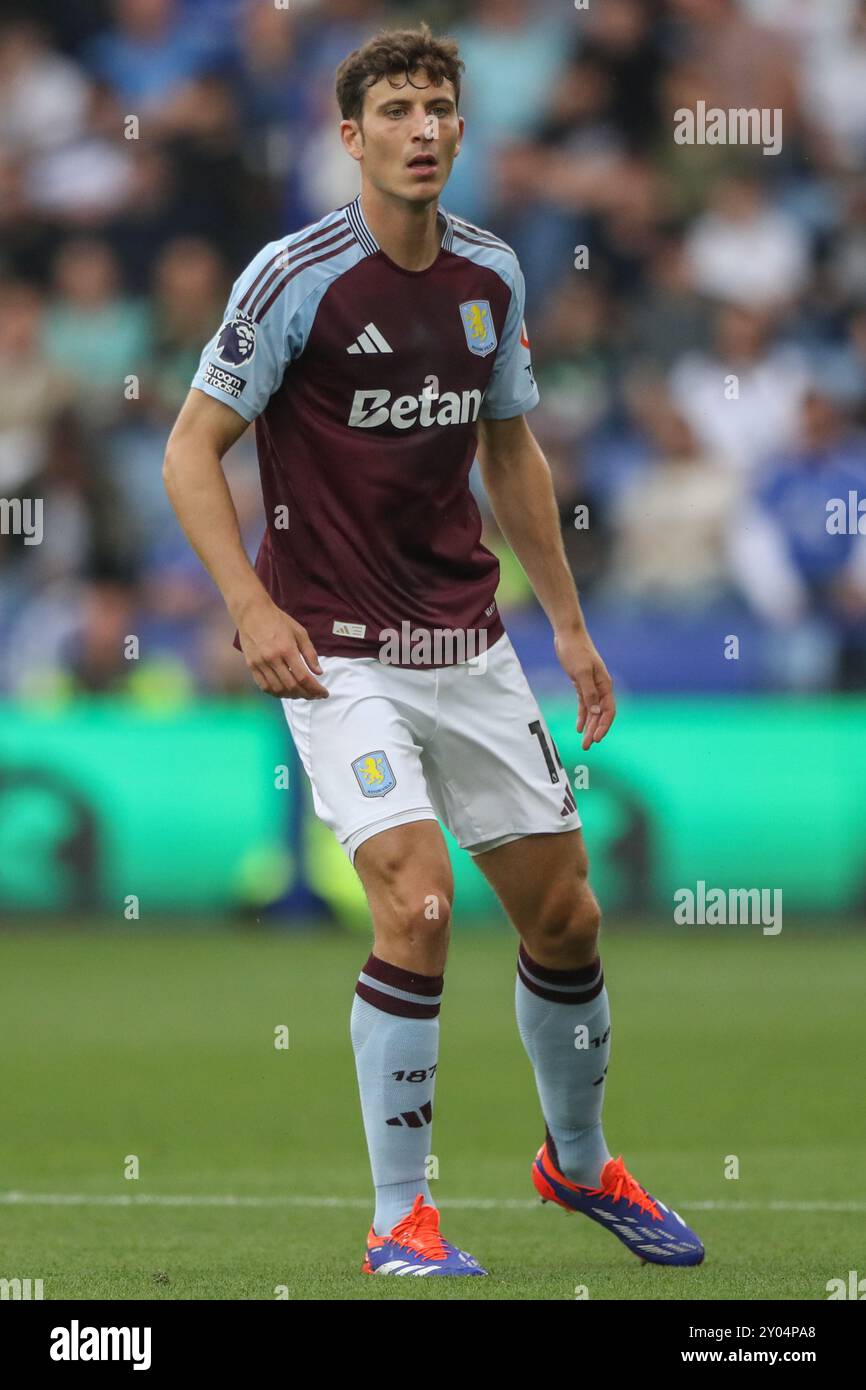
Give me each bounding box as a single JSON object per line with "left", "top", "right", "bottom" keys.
{"left": 453, "top": 114, "right": 465, "bottom": 158}
{"left": 340, "top": 117, "right": 364, "bottom": 161}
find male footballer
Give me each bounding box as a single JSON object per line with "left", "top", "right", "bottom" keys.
{"left": 164, "top": 23, "right": 704, "bottom": 1276}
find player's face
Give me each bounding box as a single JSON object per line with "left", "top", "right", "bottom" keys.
{"left": 352, "top": 69, "right": 463, "bottom": 203}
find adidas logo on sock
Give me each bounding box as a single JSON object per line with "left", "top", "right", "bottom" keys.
{"left": 347, "top": 322, "right": 393, "bottom": 354}
{"left": 386, "top": 1102, "right": 433, "bottom": 1128}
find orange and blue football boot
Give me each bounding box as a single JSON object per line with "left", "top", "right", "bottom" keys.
{"left": 361, "top": 1194, "right": 487, "bottom": 1276}
{"left": 532, "top": 1141, "right": 705, "bottom": 1266}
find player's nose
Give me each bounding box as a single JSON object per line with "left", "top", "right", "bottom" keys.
{"left": 406, "top": 131, "right": 440, "bottom": 161}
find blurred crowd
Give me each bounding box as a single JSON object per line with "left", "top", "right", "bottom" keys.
{"left": 2, "top": 0, "right": 866, "bottom": 696}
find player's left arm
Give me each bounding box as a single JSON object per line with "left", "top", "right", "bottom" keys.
{"left": 476, "top": 412, "right": 615, "bottom": 749}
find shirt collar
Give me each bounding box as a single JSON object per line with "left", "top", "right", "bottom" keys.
{"left": 346, "top": 194, "right": 453, "bottom": 256}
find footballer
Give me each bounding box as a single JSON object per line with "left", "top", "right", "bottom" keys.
{"left": 163, "top": 23, "right": 704, "bottom": 1276}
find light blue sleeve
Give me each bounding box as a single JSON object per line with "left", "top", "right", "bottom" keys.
{"left": 479, "top": 260, "right": 540, "bottom": 420}
{"left": 190, "top": 240, "right": 312, "bottom": 422}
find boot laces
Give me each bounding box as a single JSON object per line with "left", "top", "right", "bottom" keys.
{"left": 593, "top": 1155, "right": 662, "bottom": 1221}
{"left": 389, "top": 1194, "right": 448, "bottom": 1259}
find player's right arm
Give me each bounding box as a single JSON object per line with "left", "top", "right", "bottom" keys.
{"left": 162, "top": 388, "right": 327, "bottom": 699}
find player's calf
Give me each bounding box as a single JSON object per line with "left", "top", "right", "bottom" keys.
{"left": 350, "top": 823, "right": 459, "bottom": 1246}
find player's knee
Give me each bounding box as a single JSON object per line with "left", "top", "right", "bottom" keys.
{"left": 397, "top": 885, "right": 452, "bottom": 936}
{"left": 535, "top": 874, "right": 601, "bottom": 954}
{"left": 366, "top": 859, "right": 453, "bottom": 943}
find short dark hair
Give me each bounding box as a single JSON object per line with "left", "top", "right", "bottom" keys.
{"left": 335, "top": 22, "right": 464, "bottom": 124}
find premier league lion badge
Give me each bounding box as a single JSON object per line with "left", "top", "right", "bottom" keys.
{"left": 351, "top": 751, "right": 396, "bottom": 798}
{"left": 459, "top": 300, "right": 497, "bottom": 356}
{"left": 216, "top": 314, "right": 257, "bottom": 367}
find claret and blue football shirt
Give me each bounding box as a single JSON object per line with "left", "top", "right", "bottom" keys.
{"left": 191, "top": 194, "right": 540, "bottom": 663}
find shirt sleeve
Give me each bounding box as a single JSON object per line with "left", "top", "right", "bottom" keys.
{"left": 479, "top": 259, "right": 540, "bottom": 420}
{"left": 190, "top": 240, "right": 308, "bottom": 422}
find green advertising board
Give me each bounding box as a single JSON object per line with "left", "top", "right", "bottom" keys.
{"left": 0, "top": 699, "right": 864, "bottom": 917}
{"left": 0, "top": 702, "right": 290, "bottom": 912}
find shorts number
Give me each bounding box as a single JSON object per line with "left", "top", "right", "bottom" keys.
{"left": 529, "top": 719, "right": 562, "bottom": 785}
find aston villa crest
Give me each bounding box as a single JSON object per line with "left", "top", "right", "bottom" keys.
{"left": 459, "top": 300, "right": 497, "bottom": 356}
{"left": 351, "top": 751, "right": 396, "bottom": 798}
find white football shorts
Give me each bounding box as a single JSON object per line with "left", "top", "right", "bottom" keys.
{"left": 282, "top": 632, "right": 580, "bottom": 863}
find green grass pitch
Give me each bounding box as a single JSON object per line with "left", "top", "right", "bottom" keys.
{"left": 1, "top": 922, "right": 863, "bottom": 1300}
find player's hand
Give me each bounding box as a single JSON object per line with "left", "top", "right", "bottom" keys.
{"left": 236, "top": 598, "right": 328, "bottom": 699}
{"left": 554, "top": 624, "right": 616, "bottom": 750}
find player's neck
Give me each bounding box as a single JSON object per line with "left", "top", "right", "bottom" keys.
{"left": 358, "top": 186, "right": 442, "bottom": 272}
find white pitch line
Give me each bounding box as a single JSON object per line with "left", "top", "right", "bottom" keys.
{"left": 1, "top": 1193, "right": 864, "bottom": 1213}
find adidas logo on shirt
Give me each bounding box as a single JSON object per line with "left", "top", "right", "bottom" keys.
{"left": 347, "top": 323, "right": 393, "bottom": 354}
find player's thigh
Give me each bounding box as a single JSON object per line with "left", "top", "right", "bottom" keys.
{"left": 474, "top": 826, "right": 590, "bottom": 930}
{"left": 475, "top": 828, "right": 601, "bottom": 966}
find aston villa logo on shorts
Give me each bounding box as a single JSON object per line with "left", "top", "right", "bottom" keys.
{"left": 216, "top": 313, "right": 256, "bottom": 367}
{"left": 351, "top": 751, "right": 396, "bottom": 798}
{"left": 459, "top": 300, "right": 497, "bottom": 356}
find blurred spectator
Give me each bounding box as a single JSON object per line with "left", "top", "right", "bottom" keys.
{"left": 685, "top": 172, "right": 811, "bottom": 308}
{"left": 0, "top": 16, "right": 90, "bottom": 154}
{"left": 235, "top": 1, "right": 305, "bottom": 184}
{"left": 0, "top": 282, "right": 72, "bottom": 493}
{"left": 532, "top": 278, "right": 619, "bottom": 443}
{"left": 276, "top": 0, "right": 385, "bottom": 223}
{"left": 800, "top": 0, "right": 866, "bottom": 171}
{"left": 628, "top": 232, "right": 710, "bottom": 369}
{"left": 25, "top": 81, "right": 136, "bottom": 224}
{"left": 604, "top": 384, "right": 741, "bottom": 606}
{"left": 669, "top": 304, "right": 809, "bottom": 472}
{"left": 69, "top": 578, "right": 140, "bottom": 693}
{"left": 82, "top": 0, "right": 214, "bottom": 113}
{"left": 149, "top": 237, "right": 227, "bottom": 413}
{"left": 449, "top": 0, "right": 569, "bottom": 221}
{"left": 666, "top": 0, "right": 798, "bottom": 121}
{"left": 102, "top": 146, "right": 188, "bottom": 291}
{"left": 578, "top": 0, "right": 665, "bottom": 152}
{"left": 828, "top": 181, "right": 866, "bottom": 309}
{"left": 742, "top": 0, "right": 856, "bottom": 48}
{"left": 42, "top": 238, "right": 151, "bottom": 425}
{"left": 730, "top": 384, "right": 866, "bottom": 686}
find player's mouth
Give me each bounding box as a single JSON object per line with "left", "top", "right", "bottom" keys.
{"left": 406, "top": 153, "right": 439, "bottom": 178}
